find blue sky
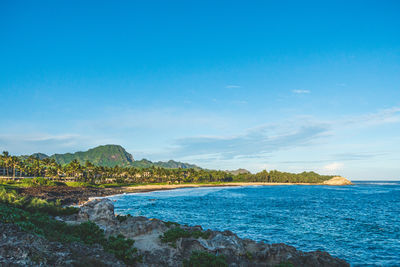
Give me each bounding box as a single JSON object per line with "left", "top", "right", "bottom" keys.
{"left": 1, "top": 1, "right": 400, "bottom": 180}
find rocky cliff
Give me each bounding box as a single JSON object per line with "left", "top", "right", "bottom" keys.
{"left": 57, "top": 198, "right": 349, "bottom": 267}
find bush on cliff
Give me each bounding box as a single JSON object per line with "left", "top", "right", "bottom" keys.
{"left": 160, "top": 227, "right": 211, "bottom": 247}
{"left": 183, "top": 251, "right": 227, "bottom": 267}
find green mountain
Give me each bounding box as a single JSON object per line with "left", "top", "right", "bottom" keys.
{"left": 154, "top": 160, "right": 200, "bottom": 169}
{"left": 31, "top": 153, "right": 49, "bottom": 160}
{"left": 131, "top": 159, "right": 200, "bottom": 169}
{"left": 46, "top": 144, "right": 201, "bottom": 169}
{"left": 51, "top": 145, "right": 134, "bottom": 167}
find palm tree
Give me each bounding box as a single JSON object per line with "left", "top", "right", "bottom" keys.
{"left": 33, "top": 158, "right": 41, "bottom": 177}
{"left": 2, "top": 151, "right": 10, "bottom": 177}
{"left": 18, "top": 161, "right": 26, "bottom": 177}
{"left": 10, "top": 156, "right": 20, "bottom": 179}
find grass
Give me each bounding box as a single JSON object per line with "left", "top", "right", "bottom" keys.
{"left": 0, "top": 187, "right": 78, "bottom": 216}
{"left": 0, "top": 178, "right": 66, "bottom": 188}
{"left": 65, "top": 181, "right": 97, "bottom": 187}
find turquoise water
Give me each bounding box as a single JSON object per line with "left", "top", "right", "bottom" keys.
{"left": 109, "top": 182, "right": 400, "bottom": 266}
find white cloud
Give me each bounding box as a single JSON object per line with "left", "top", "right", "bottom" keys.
{"left": 292, "top": 89, "right": 311, "bottom": 94}
{"left": 323, "top": 162, "right": 344, "bottom": 172}
{"left": 225, "top": 85, "right": 241, "bottom": 89}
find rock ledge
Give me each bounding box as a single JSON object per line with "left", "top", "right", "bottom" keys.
{"left": 65, "top": 198, "right": 350, "bottom": 267}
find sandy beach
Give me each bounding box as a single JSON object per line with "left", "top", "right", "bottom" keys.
{"left": 119, "top": 177, "right": 352, "bottom": 194}
{"left": 16, "top": 177, "right": 352, "bottom": 205}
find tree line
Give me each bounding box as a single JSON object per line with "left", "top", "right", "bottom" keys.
{"left": 0, "top": 151, "right": 333, "bottom": 184}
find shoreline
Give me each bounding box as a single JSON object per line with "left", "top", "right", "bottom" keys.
{"left": 116, "top": 176, "right": 352, "bottom": 195}
{"left": 94, "top": 179, "right": 352, "bottom": 201}
{"left": 16, "top": 177, "right": 352, "bottom": 205}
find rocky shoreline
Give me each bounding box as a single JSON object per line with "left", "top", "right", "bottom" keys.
{"left": 16, "top": 177, "right": 352, "bottom": 206}
{"left": 0, "top": 196, "right": 350, "bottom": 266}
{"left": 64, "top": 198, "right": 348, "bottom": 266}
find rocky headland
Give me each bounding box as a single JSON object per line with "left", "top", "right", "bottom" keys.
{"left": 0, "top": 198, "right": 349, "bottom": 266}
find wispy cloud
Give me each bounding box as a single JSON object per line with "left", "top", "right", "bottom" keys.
{"left": 292, "top": 89, "right": 311, "bottom": 94}
{"left": 225, "top": 85, "right": 241, "bottom": 89}
{"left": 323, "top": 162, "right": 344, "bottom": 172}
{"left": 338, "top": 107, "right": 400, "bottom": 129}
{"left": 332, "top": 152, "right": 387, "bottom": 161}
{"left": 231, "top": 100, "right": 248, "bottom": 105}
{"left": 173, "top": 123, "right": 329, "bottom": 160}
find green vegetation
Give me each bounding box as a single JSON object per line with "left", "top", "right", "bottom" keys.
{"left": 160, "top": 227, "right": 211, "bottom": 248}
{"left": 164, "top": 221, "right": 180, "bottom": 227}
{"left": 0, "top": 188, "right": 140, "bottom": 265}
{"left": 116, "top": 214, "right": 132, "bottom": 223}
{"left": 274, "top": 262, "right": 294, "bottom": 267}
{"left": 0, "top": 187, "right": 78, "bottom": 215}
{"left": 183, "top": 251, "right": 227, "bottom": 267}
{"left": 104, "top": 234, "right": 139, "bottom": 265}
{"left": 21, "top": 177, "right": 66, "bottom": 187}
{"left": 1, "top": 150, "right": 334, "bottom": 185}
{"left": 245, "top": 251, "right": 253, "bottom": 260}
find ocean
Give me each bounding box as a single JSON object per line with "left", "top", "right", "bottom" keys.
{"left": 109, "top": 181, "right": 400, "bottom": 266}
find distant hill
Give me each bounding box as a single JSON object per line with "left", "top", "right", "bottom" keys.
{"left": 154, "top": 160, "right": 200, "bottom": 169}
{"left": 225, "top": 168, "right": 251, "bottom": 175}
{"left": 51, "top": 145, "right": 134, "bottom": 167}
{"left": 37, "top": 144, "right": 201, "bottom": 169}
{"left": 31, "top": 153, "right": 49, "bottom": 160}
{"left": 131, "top": 159, "right": 200, "bottom": 169}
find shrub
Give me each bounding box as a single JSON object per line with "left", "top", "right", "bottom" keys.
{"left": 245, "top": 251, "right": 253, "bottom": 260}
{"left": 183, "top": 251, "right": 227, "bottom": 267}
{"left": 164, "top": 221, "right": 180, "bottom": 227}
{"left": 160, "top": 227, "right": 211, "bottom": 248}
{"left": 104, "top": 234, "right": 141, "bottom": 264}
{"left": 116, "top": 214, "right": 132, "bottom": 223}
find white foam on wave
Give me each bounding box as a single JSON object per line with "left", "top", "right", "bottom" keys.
{"left": 124, "top": 186, "right": 226, "bottom": 198}
{"left": 359, "top": 182, "right": 399, "bottom": 186}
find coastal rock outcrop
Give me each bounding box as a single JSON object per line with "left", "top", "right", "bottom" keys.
{"left": 69, "top": 198, "right": 350, "bottom": 267}
{"left": 77, "top": 198, "right": 116, "bottom": 229}
{"left": 323, "top": 176, "right": 353, "bottom": 185}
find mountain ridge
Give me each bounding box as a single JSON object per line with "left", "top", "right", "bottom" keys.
{"left": 29, "top": 145, "right": 201, "bottom": 169}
